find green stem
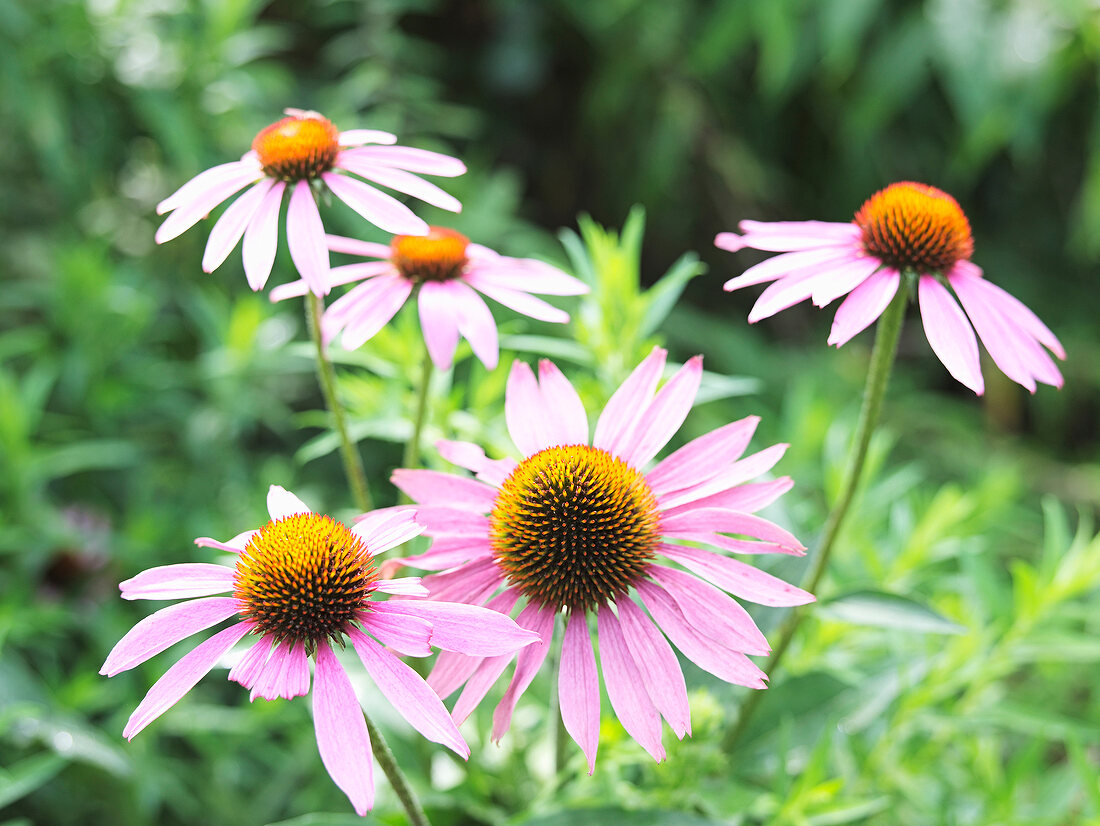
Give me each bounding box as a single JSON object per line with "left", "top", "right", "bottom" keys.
{"left": 305, "top": 292, "right": 372, "bottom": 512}
{"left": 401, "top": 343, "right": 434, "bottom": 472}
{"left": 723, "top": 285, "right": 908, "bottom": 751}
{"left": 364, "top": 713, "right": 431, "bottom": 826}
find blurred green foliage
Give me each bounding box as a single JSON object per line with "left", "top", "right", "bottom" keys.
{"left": 2, "top": 0, "right": 1099, "bottom": 824}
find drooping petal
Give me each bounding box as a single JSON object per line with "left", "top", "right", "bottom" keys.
{"left": 952, "top": 262, "right": 1064, "bottom": 359}
{"left": 828, "top": 268, "right": 901, "bottom": 347}
{"left": 466, "top": 257, "right": 588, "bottom": 295}
{"left": 658, "top": 443, "right": 790, "bottom": 510}
{"left": 661, "top": 508, "right": 804, "bottom": 550}
{"left": 349, "top": 629, "right": 469, "bottom": 757}
{"left": 359, "top": 610, "right": 433, "bottom": 657}
{"left": 120, "top": 563, "right": 235, "bottom": 601}
{"left": 596, "top": 604, "right": 665, "bottom": 762}
{"left": 202, "top": 179, "right": 274, "bottom": 273}
{"left": 649, "top": 565, "right": 769, "bottom": 655}
{"left": 621, "top": 356, "right": 704, "bottom": 468}
{"left": 464, "top": 277, "right": 571, "bottom": 323}
{"left": 660, "top": 477, "right": 794, "bottom": 519}
{"left": 418, "top": 558, "right": 504, "bottom": 604}
{"left": 452, "top": 654, "right": 512, "bottom": 724}
{"left": 325, "top": 276, "right": 412, "bottom": 350}
{"left": 747, "top": 268, "right": 833, "bottom": 323}
{"left": 809, "top": 255, "right": 882, "bottom": 307}
{"left": 918, "top": 275, "right": 984, "bottom": 395}
{"left": 267, "top": 485, "right": 311, "bottom": 520}
{"left": 372, "top": 598, "right": 538, "bottom": 657}
{"left": 657, "top": 544, "right": 813, "bottom": 607}
{"left": 491, "top": 603, "right": 557, "bottom": 741}
{"left": 227, "top": 634, "right": 271, "bottom": 690}
{"left": 286, "top": 181, "right": 331, "bottom": 296}
{"left": 558, "top": 610, "right": 600, "bottom": 773}
{"left": 326, "top": 234, "right": 393, "bottom": 259}
{"left": 418, "top": 281, "right": 462, "bottom": 369}
{"left": 195, "top": 528, "right": 257, "bottom": 554}
{"left": 251, "top": 640, "right": 297, "bottom": 701}
{"left": 123, "top": 622, "right": 252, "bottom": 739}
{"left": 101, "top": 597, "right": 241, "bottom": 676}
{"left": 313, "top": 641, "right": 374, "bottom": 816}
{"left": 615, "top": 598, "right": 690, "bottom": 738}
{"left": 447, "top": 280, "right": 500, "bottom": 369}
{"left": 950, "top": 270, "right": 1037, "bottom": 391}
{"left": 336, "top": 157, "right": 461, "bottom": 212}
{"left": 593, "top": 346, "right": 666, "bottom": 456}
{"left": 390, "top": 469, "right": 497, "bottom": 512}
{"left": 158, "top": 160, "right": 261, "bottom": 215}
{"left": 722, "top": 247, "right": 856, "bottom": 292}
{"left": 537, "top": 360, "right": 589, "bottom": 447}
{"left": 323, "top": 172, "right": 429, "bottom": 236}
{"left": 242, "top": 181, "right": 286, "bottom": 291}
{"left": 435, "top": 439, "right": 516, "bottom": 487}
{"left": 155, "top": 165, "right": 262, "bottom": 244}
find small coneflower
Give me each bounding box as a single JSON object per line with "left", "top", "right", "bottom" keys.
{"left": 101, "top": 486, "right": 538, "bottom": 815}
{"left": 269, "top": 227, "right": 589, "bottom": 370}
{"left": 386, "top": 348, "right": 812, "bottom": 770}
{"left": 717, "top": 182, "right": 1065, "bottom": 394}
{"left": 156, "top": 108, "right": 465, "bottom": 296}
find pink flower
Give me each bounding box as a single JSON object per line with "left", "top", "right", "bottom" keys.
{"left": 716, "top": 181, "right": 1065, "bottom": 395}
{"left": 387, "top": 348, "right": 812, "bottom": 771}
{"left": 100, "top": 485, "right": 538, "bottom": 815}
{"left": 269, "top": 227, "right": 589, "bottom": 370}
{"left": 155, "top": 108, "right": 466, "bottom": 297}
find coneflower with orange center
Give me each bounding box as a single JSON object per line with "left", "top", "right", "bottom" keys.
{"left": 717, "top": 181, "right": 1065, "bottom": 394}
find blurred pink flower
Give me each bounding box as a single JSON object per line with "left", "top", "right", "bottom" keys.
{"left": 270, "top": 227, "right": 588, "bottom": 370}
{"left": 387, "top": 348, "right": 812, "bottom": 771}
{"left": 717, "top": 181, "right": 1065, "bottom": 395}
{"left": 155, "top": 108, "right": 465, "bottom": 296}
{"left": 101, "top": 485, "right": 537, "bottom": 815}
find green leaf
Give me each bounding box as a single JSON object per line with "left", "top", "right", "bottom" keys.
{"left": 0, "top": 753, "right": 66, "bottom": 810}
{"left": 639, "top": 252, "right": 707, "bottom": 338}
{"left": 517, "top": 809, "right": 722, "bottom": 826}
{"left": 819, "top": 590, "right": 966, "bottom": 635}
{"left": 264, "top": 814, "right": 378, "bottom": 826}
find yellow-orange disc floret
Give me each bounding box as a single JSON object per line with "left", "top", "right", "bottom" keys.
{"left": 489, "top": 445, "right": 661, "bottom": 612}
{"left": 391, "top": 227, "right": 470, "bottom": 283}
{"left": 252, "top": 114, "right": 340, "bottom": 182}
{"left": 855, "top": 181, "right": 973, "bottom": 273}
{"left": 234, "top": 513, "right": 378, "bottom": 647}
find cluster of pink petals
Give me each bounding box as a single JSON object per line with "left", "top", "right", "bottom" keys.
{"left": 155, "top": 112, "right": 465, "bottom": 297}
{"left": 716, "top": 221, "right": 1065, "bottom": 395}
{"left": 270, "top": 234, "right": 589, "bottom": 370}
{"left": 387, "top": 348, "right": 813, "bottom": 770}
{"left": 100, "top": 485, "right": 538, "bottom": 815}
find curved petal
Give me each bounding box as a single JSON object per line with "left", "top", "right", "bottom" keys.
{"left": 661, "top": 508, "right": 804, "bottom": 549}
{"left": 390, "top": 469, "right": 497, "bottom": 512}
{"left": 101, "top": 597, "right": 241, "bottom": 676}
{"left": 350, "top": 629, "right": 469, "bottom": 757}
{"left": 559, "top": 610, "right": 599, "bottom": 773}
{"left": 313, "top": 641, "right": 374, "bottom": 816}
{"left": 120, "top": 563, "right": 235, "bottom": 601}
{"left": 202, "top": 179, "right": 274, "bottom": 273}
{"left": 339, "top": 129, "right": 397, "bottom": 147}
{"left": 267, "top": 485, "right": 311, "bottom": 519}
{"left": 722, "top": 247, "right": 855, "bottom": 292}
{"left": 950, "top": 271, "right": 1037, "bottom": 391}
{"left": 371, "top": 599, "right": 539, "bottom": 656}
{"left": 465, "top": 276, "right": 571, "bottom": 323}
{"left": 465, "top": 257, "right": 587, "bottom": 296}
{"left": 657, "top": 543, "right": 813, "bottom": 607}
{"left": 323, "top": 172, "right": 429, "bottom": 236}
{"left": 738, "top": 220, "right": 861, "bottom": 241}
{"left": 351, "top": 506, "right": 423, "bottom": 555}
{"left": 155, "top": 165, "right": 261, "bottom": 243}
{"left": 828, "top": 268, "right": 901, "bottom": 347}
{"left": 228, "top": 634, "right": 271, "bottom": 690}
{"left": 359, "top": 610, "right": 432, "bottom": 657}
{"left": 122, "top": 622, "right": 251, "bottom": 739}
{"left": 447, "top": 280, "right": 500, "bottom": 369}
{"left": 326, "top": 235, "right": 394, "bottom": 259}
{"left": 242, "top": 181, "right": 286, "bottom": 291}
{"left": 951, "top": 263, "right": 1064, "bottom": 359}
{"left": 286, "top": 181, "right": 331, "bottom": 296}
{"left": 417, "top": 281, "right": 462, "bottom": 370}
{"left": 418, "top": 558, "right": 504, "bottom": 604}
{"left": 372, "top": 577, "right": 430, "bottom": 597}
{"left": 435, "top": 439, "right": 516, "bottom": 487}
{"left": 615, "top": 598, "right": 690, "bottom": 738}
{"left": 918, "top": 276, "right": 984, "bottom": 395}
{"left": 271, "top": 262, "right": 395, "bottom": 304}
{"left": 491, "top": 603, "right": 557, "bottom": 741}
{"left": 158, "top": 160, "right": 260, "bottom": 215}
{"left": 327, "top": 276, "right": 412, "bottom": 350}
{"left": 810, "top": 255, "right": 882, "bottom": 307}
{"left": 649, "top": 565, "right": 769, "bottom": 654}
{"left": 537, "top": 359, "right": 589, "bottom": 446}
{"left": 597, "top": 604, "right": 665, "bottom": 762}
{"left": 337, "top": 159, "right": 461, "bottom": 212}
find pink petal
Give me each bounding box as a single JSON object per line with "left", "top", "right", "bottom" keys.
{"left": 390, "top": 469, "right": 496, "bottom": 512}
{"left": 242, "top": 181, "right": 285, "bottom": 291}
{"left": 661, "top": 507, "right": 804, "bottom": 550}
{"left": 435, "top": 439, "right": 516, "bottom": 487}
{"left": 267, "top": 485, "right": 311, "bottom": 520}
{"left": 596, "top": 604, "right": 665, "bottom": 762}
{"left": 350, "top": 506, "right": 423, "bottom": 555}
{"left": 559, "top": 610, "right": 600, "bottom": 773}
{"left": 621, "top": 356, "right": 703, "bottom": 468}
{"left": 120, "top": 563, "right": 235, "bottom": 601}
{"left": 373, "top": 577, "right": 430, "bottom": 597}
{"left": 918, "top": 276, "right": 984, "bottom": 395}
{"left": 810, "top": 256, "right": 882, "bottom": 307}
{"left": 313, "top": 641, "right": 374, "bottom": 816}
{"left": 342, "top": 146, "right": 466, "bottom": 177}
{"left": 155, "top": 165, "right": 261, "bottom": 243}
{"left": 747, "top": 268, "right": 834, "bottom": 322}
{"left": 659, "top": 443, "right": 790, "bottom": 510}
{"left": 339, "top": 129, "right": 397, "bottom": 147}
{"left": 336, "top": 157, "right": 461, "bottom": 212}
{"left": 195, "top": 528, "right": 257, "bottom": 554}
{"left": 326, "top": 234, "right": 393, "bottom": 259}
{"left": 372, "top": 598, "right": 539, "bottom": 656}
{"left": 452, "top": 654, "right": 512, "bottom": 724}
{"left": 228, "top": 635, "right": 271, "bottom": 690}
{"left": 828, "top": 268, "right": 901, "bottom": 347}
{"left": 593, "top": 347, "right": 666, "bottom": 456}
{"left": 447, "top": 280, "right": 500, "bottom": 369}
{"left": 657, "top": 544, "right": 813, "bottom": 607}
{"left": 722, "top": 247, "right": 857, "bottom": 292}
{"left": 733, "top": 226, "right": 858, "bottom": 252}
{"left": 397, "top": 537, "right": 492, "bottom": 571}
{"left": 738, "top": 220, "right": 861, "bottom": 241}
{"left": 428, "top": 651, "right": 483, "bottom": 700}
{"left": 327, "top": 276, "right": 413, "bottom": 350}
{"left": 661, "top": 477, "right": 794, "bottom": 519}
{"left": 286, "top": 181, "right": 331, "bottom": 296}
{"left": 359, "top": 610, "right": 433, "bottom": 657}
{"left": 491, "top": 603, "right": 557, "bottom": 741}
{"left": 250, "top": 640, "right": 302, "bottom": 701}
{"left": 714, "top": 231, "right": 747, "bottom": 252}
{"left": 122, "top": 622, "right": 251, "bottom": 739}
{"left": 418, "top": 281, "right": 462, "bottom": 369}
{"left": 615, "top": 598, "right": 690, "bottom": 738}
{"left": 505, "top": 359, "right": 552, "bottom": 455}
{"left": 648, "top": 416, "right": 760, "bottom": 498}
{"left": 467, "top": 256, "right": 588, "bottom": 296}
{"left": 349, "top": 629, "right": 469, "bottom": 757}
{"left": 535, "top": 360, "right": 589, "bottom": 446}
{"left": 413, "top": 506, "right": 490, "bottom": 537}
{"left": 649, "top": 565, "right": 769, "bottom": 655}
{"left": 323, "top": 172, "right": 429, "bottom": 236}
{"left": 101, "top": 597, "right": 241, "bottom": 676}
{"left": 274, "top": 261, "right": 396, "bottom": 304}
{"left": 283, "top": 641, "right": 311, "bottom": 698}
{"left": 202, "top": 179, "right": 274, "bottom": 273}
{"left": 464, "top": 277, "right": 571, "bottom": 323}
{"left": 418, "top": 558, "right": 504, "bottom": 604}
{"left": 636, "top": 582, "right": 767, "bottom": 688}
{"left": 952, "top": 263, "right": 1064, "bottom": 359}
{"left": 157, "top": 160, "right": 260, "bottom": 215}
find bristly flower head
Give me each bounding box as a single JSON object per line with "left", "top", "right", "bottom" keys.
{"left": 101, "top": 486, "right": 537, "bottom": 816}
{"left": 387, "top": 348, "right": 813, "bottom": 771}
{"left": 717, "top": 181, "right": 1065, "bottom": 395}
{"left": 269, "top": 227, "right": 589, "bottom": 370}
{"left": 155, "top": 109, "right": 466, "bottom": 297}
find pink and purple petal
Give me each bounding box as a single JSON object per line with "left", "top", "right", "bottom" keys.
{"left": 337, "top": 159, "right": 462, "bottom": 213}
{"left": 158, "top": 160, "right": 260, "bottom": 215}
{"left": 465, "top": 256, "right": 587, "bottom": 296}
{"left": 559, "top": 610, "right": 600, "bottom": 773}
{"left": 491, "top": 603, "right": 557, "bottom": 741}
{"left": 447, "top": 280, "right": 500, "bottom": 369}
{"left": 918, "top": 275, "right": 984, "bottom": 395}
{"left": 827, "top": 268, "right": 901, "bottom": 347}
{"left": 342, "top": 146, "right": 466, "bottom": 177}
{"left": 326, "top": 234, "right": 393, "bottom": 259}
{"left": 286, "top": 181, "right": 331, "bottom": 296}
{"left": 615, "top": 598, "right": 690, "bottom": 738}
{"left": 202, "top": 179, "right": 274, "bottom": 273}
{"left": 120, "top": 563, "right": 235, "bottom": 601}
{"left": 658, "top": 544, "right": 814, "bottom": 607}
{"left": 722, "top": 247, "right": 857, "bottom": 292}
{"left": 242, "top": 181, "right": 286, "bottom": 291}
{"left": 359, "top": 610, "right": 433, "bottom": 657}
{"left": 537, "top": 360, "right": 589, "bottom": 446}
{"left": 596, "top": 604, "right": 665, "bottom": 762}
{"left": 228, "top": 634, "right": 271, "bottom": 690}
{"left": 372, "top": 596, "right": 537, "bottom": 657}
{"left": 156, "top": 165, "right": 262, "bottom": 243}
{"left": 418, "top": 281, "right": 463, "bottom": 369}
{"left": 593, "top": 346, "right": 666, "bottom": 456}
{"left": 505, "top": 359, "right": 552, "bottom": 455}
{"left": 647, "top": 416, "right": 759, "bottom": 498}
{"left": 101, "top": 597, "right": 242, "bottom": 676}
{"left": 621, "top": 356, "right": 703, "bottom": 468}
{"left": 373, "top": 577, "right": 430, "bottom": 597}
{"left": 322, "top": 171, "right": 429, "bottom": 236}
{"left": 464, "top": 276, "right": 571, "bottom": 323}
{"left": 351, "top": 506, "right": 423, "bottom": 555}
{"left": 649, "top": 565, "right": 770, "bottom": 655}
{"left": 390, "top": 469, "right": 497, "bottom": 512}
{"left": 313, "top": 641, "right": 374, "bottom": 816}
